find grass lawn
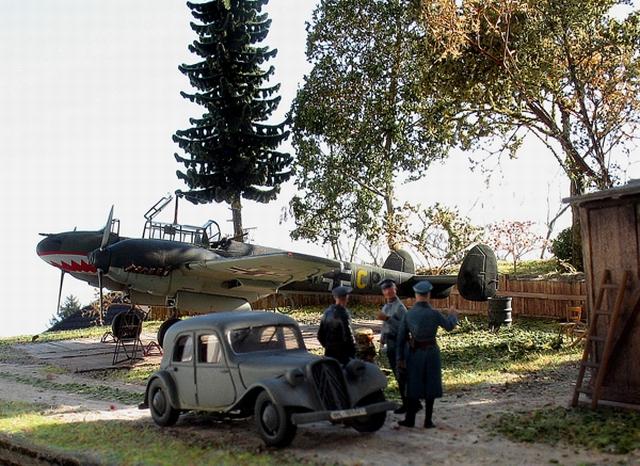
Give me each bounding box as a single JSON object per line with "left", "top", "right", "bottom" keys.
{"left": 372, "top": 315, "right": 581, "bottom": 396}
{"left": 0, "top": 400, "right": 304, "bottom": 465}
{"left": 491, "top": 406, "right": 640, "bottom": 454}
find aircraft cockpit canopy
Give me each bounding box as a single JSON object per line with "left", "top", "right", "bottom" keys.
{"left": 142, "top": 194, "right": 221, "bottom": 247}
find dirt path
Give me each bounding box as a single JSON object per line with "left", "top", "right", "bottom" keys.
{"left": 0, "top": 350, "right": 638, "bottom": 465}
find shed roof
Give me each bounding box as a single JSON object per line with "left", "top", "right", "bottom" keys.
{"left": 563, "top": 179, "right": 640, "bottom": 206}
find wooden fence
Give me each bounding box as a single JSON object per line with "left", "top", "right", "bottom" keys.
{"left": 148, "top": 275, "right": 587, "bottom": 321}
{"left": 252, "top": 275, "right": 587, "bottom": 321}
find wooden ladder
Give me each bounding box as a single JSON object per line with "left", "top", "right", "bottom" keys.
{"left": 571, "top": 269, "right": 630, "bottom": 409}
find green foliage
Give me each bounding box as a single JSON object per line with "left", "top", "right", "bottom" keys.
{"left": 174, "top": 0, "right": 291, "bottom": 236}
{"left": 417, "top": 0, "right": 640, "bottom": 191}
{"left": 496, "top": 259, "right": 562, "bottom": 276}
{"left": 49, "top": 294, "right": 81, "bottom": 327}
{"left": 398, "top": 202, "right": 485, "bottom": 274}
{"left": 551, "top": 227, "right": 584, "bottom": 270}
{"left": 289, "top": 0, "right": 449, "bottom": 253}
{"left": 492, "top": 406, "right": 640, "bottom": 454}
{"left": 551, "top": 227, "right": 573, "bottom": 262}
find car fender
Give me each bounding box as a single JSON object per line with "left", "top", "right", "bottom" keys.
{"left": 235, "top": 377, "right": 317, "bottom": 413}
{"left": 345, "top": 361, "right": 388, "bottom": 405}
{"left": 144, "top": 370, "right": 180, "bottom": 409}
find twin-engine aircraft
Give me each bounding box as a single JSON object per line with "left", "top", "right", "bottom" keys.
{"left": 37, "top": 195, "right": 498, "bottom": 342}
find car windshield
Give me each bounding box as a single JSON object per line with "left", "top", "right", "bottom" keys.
{"left": 229, "top": 324, "right": 305, "bottom": 354}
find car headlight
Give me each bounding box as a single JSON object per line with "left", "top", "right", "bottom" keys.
{"left": 346, "top": 359, "right": 366, "bottom": 379}
{"left": 285, "top": 368, "right": 305, "bottom": 386}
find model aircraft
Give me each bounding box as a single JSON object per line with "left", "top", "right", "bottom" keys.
{"left": 37, "top": 194, "right": 498, "bottom": 344}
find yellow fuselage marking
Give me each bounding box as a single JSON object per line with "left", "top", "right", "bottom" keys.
{"left": 356, "top": 269, "right": 368, "bottom": 289}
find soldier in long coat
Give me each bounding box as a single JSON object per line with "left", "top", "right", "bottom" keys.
{"left": 396, "top": 280, "right": 458, "bottom": 428}
{"left": 317, "top": 286, "right": 356, "bottom": 364}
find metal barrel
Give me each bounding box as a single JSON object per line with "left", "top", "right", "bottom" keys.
{"left": 487, "top": 296, "right": 512, "bottom": 330}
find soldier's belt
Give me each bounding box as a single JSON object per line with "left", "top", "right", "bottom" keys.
{"left": 410, "top": 338, "right": 436, "bottom": 350}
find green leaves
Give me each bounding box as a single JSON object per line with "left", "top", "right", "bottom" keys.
{"left": 289, "top": 0, "right": 450, "bottom": 254}
{"left": 417, "top": 0, "right": 640, "bottom": 190}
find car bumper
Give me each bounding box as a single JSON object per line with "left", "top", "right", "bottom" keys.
{"left": 290, "top": 401, "right": 397, "bottom": 425}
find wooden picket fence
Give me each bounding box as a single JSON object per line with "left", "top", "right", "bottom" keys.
{"left": 147, "top": 275, "right": 586, "bottom": 322}
{"left": 252, "top": 275, "right": 587, "bottom": 321}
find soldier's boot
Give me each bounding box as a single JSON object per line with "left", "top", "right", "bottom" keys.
{"left": 394, "top": 374, "right": 418, "bottom": 414}
{"left": 423, "top": 397, "right": 435, "bottom": 429}
{"left": 394, "top": 394, "right": 408, "bottom": 414}
{"left": 398, "top": 398, "right": 418, "bottom": 427}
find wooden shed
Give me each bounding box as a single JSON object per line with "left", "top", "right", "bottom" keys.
{"left": 566, "top": 179, "right": 640, "bottom": 409}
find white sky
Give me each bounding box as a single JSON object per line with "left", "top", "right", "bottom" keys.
{"left": 1, "top": 1, "right": 638, "bottom": 337}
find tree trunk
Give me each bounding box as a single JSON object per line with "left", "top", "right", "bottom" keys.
{"left": 569, "top": 177, "right": 584, "bottom": 270}
{"left": 384, "top": 190, "right": 399, "bottom": 251}
{"left": 382, "top": 25, "right": 403, "bottom": 253}
{"left": 231, "top": 196, "right": 244, "bottom": 242}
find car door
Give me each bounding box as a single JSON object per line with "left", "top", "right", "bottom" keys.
{"left": 171, "top": 332, "right": 197, "bottom": 408}
{"left": 195, "top": 332, "right": 237, "bottom": 407}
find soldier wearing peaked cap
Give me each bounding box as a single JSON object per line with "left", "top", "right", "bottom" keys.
{"left": 397, "top": 280, "right": 459, "bottom": 428}
{"left": 376, "top": 278, "right": 409, "bottom": 413}
{"left": 317, "top": 286, "right": 356, "bottom": 364}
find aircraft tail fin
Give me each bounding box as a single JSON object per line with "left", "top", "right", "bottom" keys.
{"left": 382, "top": 249, "right": 415, "bottom": 274}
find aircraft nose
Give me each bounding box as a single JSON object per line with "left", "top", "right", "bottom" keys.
{"left": 89, "top": 247, "right": 111, "bottom": 273}
{"left": 36, "top": 235, "right": 62, "bottom": 258}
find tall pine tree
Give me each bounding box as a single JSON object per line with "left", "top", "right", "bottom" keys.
{"left": 174, "top": 0, "right": 291, "bottom": 240}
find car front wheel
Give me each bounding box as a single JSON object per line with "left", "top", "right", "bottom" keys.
{"left": 149, "top": 379, "right": 180, "bottom": 427}
{"left": 349, "top": 390, "right": 387, "bottom": 433}
{"left": 254, "top": 391, "right": 297, "bottom": 448}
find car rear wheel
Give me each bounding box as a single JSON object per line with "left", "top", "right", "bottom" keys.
{"left": 350, "top": 390, "right": 387, "bottom": 433}
{"left": 149, "top": 379, "right": 180, "bottom": 427}
{"left": 254, "top": 391, "right": 297, "bottom": 448}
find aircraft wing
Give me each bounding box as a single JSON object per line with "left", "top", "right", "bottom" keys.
{"left": 183, "top": 252, "right": 342, "bottom": 288}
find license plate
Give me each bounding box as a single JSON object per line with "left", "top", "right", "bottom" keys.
{"left": 329, "top": 407, "right": 367, "bottom": 420}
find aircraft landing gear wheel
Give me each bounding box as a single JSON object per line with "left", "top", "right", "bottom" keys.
{"left": 254, "top": 391, "right": 296, "bottom": 448}
{"left": 157, "top": 317, "right": 180, "bottom": 348}
{"left": 149, "top": 379, "right": 179, "bottom": 427}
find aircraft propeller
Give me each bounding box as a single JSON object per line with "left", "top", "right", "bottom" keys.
{"left": 95, "top": 206, "right": 114, "bottom": 326}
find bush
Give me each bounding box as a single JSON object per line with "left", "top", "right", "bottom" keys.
{"left": 551, "top": 227, "right": 583, "bottom": 270}
{"left": 551, "top": 227, "right": 572, "bottom": 262}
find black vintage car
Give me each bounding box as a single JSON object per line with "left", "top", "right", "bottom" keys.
{"left": 141, "top": 311, "right": 395, "bottom": 447}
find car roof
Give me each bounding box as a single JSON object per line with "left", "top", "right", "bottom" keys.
{"left": 165, "top": 311, "right": 299, "bottom": 341}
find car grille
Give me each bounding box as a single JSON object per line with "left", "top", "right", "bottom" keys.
{"left": 310, "top": 360, "right": 349, "bottom": 410}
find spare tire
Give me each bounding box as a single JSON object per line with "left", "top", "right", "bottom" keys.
{"left": 111, "top": 310, "right": 143, "bottom": 340}
{"left": 157, "top": 317, "right": 181, "bottom": 348}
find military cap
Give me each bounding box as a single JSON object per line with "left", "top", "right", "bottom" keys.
{"left": 412, "top": 280, "right": 433, "bottom": 295}
{"left": 332, "top": 285, "right": 353, "bottom": 297}
{"left": 378, "top": 278, "right": 396, "bottom": 290}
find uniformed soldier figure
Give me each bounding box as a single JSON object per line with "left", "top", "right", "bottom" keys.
{"left": 317, "top": 285, "right": 356, "bottom": 364}
{"left": 377, "top": 278, "right": 409, "bottom": 414}
{"left": 397, "top": 280, "right": 458, "bottom": 428}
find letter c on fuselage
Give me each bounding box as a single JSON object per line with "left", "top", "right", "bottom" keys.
{"left": 356, "top": 269, "right": 368, "bottom": 289}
